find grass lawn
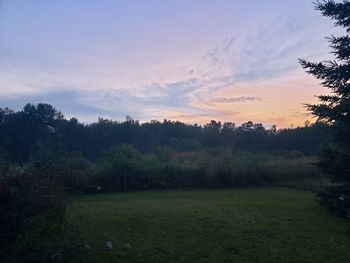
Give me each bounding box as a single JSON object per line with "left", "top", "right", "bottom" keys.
{"left": 68, "top": 188, "right": 350, "bottom": 263}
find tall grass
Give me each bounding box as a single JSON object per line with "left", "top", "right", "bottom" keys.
{"left": 91, "top": 146, "right": 325, "bottom": 191}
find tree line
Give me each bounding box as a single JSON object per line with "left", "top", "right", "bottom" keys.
{"left": 0, "top": 103, "right": 329, "bottom": 166}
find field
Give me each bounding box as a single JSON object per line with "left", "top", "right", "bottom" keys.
{"left": 68, "top": 188, "right": 350, "bottom": 263}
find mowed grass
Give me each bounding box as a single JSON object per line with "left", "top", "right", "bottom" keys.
{"left": 69, "top": 188, "right": 350, "bottom": 263}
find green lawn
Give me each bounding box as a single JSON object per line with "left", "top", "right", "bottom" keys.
{"left": 68, "top": 188, "right": 350, "bottom": 263}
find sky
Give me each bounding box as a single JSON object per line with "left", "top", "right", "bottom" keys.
{"left": 0, "top": 0, "right": 342, "bottom": 127}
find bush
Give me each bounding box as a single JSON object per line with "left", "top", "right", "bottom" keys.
{"left": 96, "top": 145, "right": 141, "bottom": 191}
{"left": 0, "top": 172, "right": 68, "bottom": 262}
{"left": 318, "top": 184, "right": 350, "bottom": 218}
{"left": 0, "top": 146, "right": 10, "bottom": 176}
{"left": 136, "top": 154, "right": 163, "bottom": 188}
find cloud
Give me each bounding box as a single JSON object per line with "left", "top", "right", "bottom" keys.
{"left": 0, "top": 88, "right": 115, "bottom": 117}
{"left": 204, "top": 11, "right": 335, "bottom": 90}
{"left": 212, "top": 96, "right": 261, "bottom": 103}
{"left": 223, "top": 37, "right": 236, "bottom": 52}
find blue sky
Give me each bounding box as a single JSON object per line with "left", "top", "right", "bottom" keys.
{"left": 0, "top": 0, "right": 340, "bottom": 127}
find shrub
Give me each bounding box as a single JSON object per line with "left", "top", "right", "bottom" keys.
{"left": 96, "top": 145, "right": 141, "bottom": 191}
{"left": 0, "top": 146, "right": 10, "bottom": 176}
{"left": 0, "top": 172, "right": 68, "bottom": 262}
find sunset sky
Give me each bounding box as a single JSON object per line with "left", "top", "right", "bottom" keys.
{"left": 0, "top": 0, "right": 342, "bottom": 127}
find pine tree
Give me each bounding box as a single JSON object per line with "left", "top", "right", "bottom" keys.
{"left": 300, "top": 0, "right": 350, "bottom": 217}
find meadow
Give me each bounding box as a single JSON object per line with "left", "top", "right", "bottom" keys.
{"left": 64, "top": 188, "right": 350, "bottom": 263}
{"left": 2, "top": 1, "right": 350, "bottom": 262}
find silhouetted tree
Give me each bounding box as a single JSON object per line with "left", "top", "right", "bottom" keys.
{"left": 300, "top": 0, "right": 350, "bottom": 216}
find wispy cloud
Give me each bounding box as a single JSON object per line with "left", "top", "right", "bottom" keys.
{"left": 212, "top": 96, "right": 261, "bottom": 103}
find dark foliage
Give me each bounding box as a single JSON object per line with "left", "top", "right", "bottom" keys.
{"left": 0, "top": 172, "right": 68, "bottom": 262}
{"left": 0, "top": 103, "right": 329, "bottom": 193}
{"left": 0, "top": 103, "right": 329, "bottom": 166}
{"left": 318, "top": 184, "right": 350, "bottom": 218}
